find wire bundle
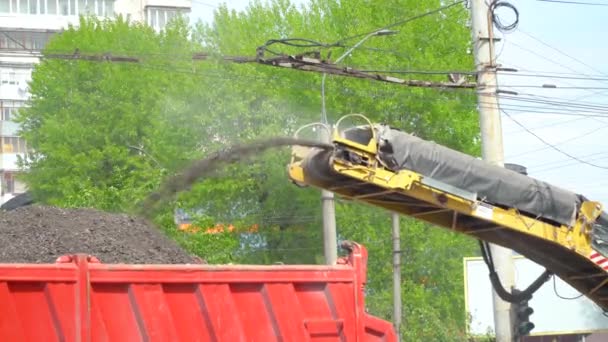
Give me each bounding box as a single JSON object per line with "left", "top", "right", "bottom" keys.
{"left": 490, "top": 0, "right": 520, "bottom": 33}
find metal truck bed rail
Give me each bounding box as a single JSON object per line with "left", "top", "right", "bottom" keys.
{"left": 0, "top": 242, "right": 395, "bottom": 341}
{"left": 287, "top": 114, "right": 608, "bottom": 312}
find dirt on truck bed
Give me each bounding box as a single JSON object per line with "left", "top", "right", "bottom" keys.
{"left": 0, "top": 205, "right": 196, "bottom": 264}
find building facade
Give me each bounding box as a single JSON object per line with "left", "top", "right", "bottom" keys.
{"left": 0, "top": 0, "right": 191, "bottom": 204}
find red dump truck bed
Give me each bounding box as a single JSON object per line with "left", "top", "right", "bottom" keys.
{"left": 0, "top": 241, "right": 396, "bottom": 342}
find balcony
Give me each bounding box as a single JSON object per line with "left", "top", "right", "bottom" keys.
{"left": 0, "top": 152, "right": 23, "bottom": 171}
{"left": 0, "top": 0, "right": 117, "bottom": 30}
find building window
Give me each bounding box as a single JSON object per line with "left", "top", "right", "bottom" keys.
{"left": 0, "top": 70, "right": 18, "bottom": 85}
{"left": 146, "top": 6, "right": 188, "bottom": 31}
{"left": 0, "top": 31, "right": 55, "bottom": 51}
{"left": 0, "top": 100, "right": 25, "bottom": 121}
{"left": 0, "top": 68, "right": 30, "bottom": 86}
{"left": 1, "top": 137, "right": 27, "bottom": 153}
{"left": 1, "top": 107, "right": 19, "bottom": 121}
{"left": 47, "top": 0, "right": 56, "bottom": 14}
{"left": 58, "top": 0, "right": 68, "bottom": 15}
{"left": 18, "top": 0, "right": 27, "bottom": 13}
{"left": 0, "top": 0, "right": 114, "bottom": 16}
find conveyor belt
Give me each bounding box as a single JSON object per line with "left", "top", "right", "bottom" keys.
{"left": 287, "top": 117, "right": 608, "bottom": 312}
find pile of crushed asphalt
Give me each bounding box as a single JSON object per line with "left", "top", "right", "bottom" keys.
{"left": 0, "top": 205, "right": 196, "bottom": 264}
{"left": 0, "top": 138, "right": 332, "bottom": 265}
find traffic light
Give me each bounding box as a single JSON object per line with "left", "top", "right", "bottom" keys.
{"left": 510, "top": 290, "right": 535, "bottom": 339}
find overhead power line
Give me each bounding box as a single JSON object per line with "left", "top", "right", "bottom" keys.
{"left": 509, "top": 91, "right": 608, "bottom": 108}
{"left": 501, "top": 109, "right": 608, "bottom": 169}
{"left": 257, "top": 1, "right": 467, "bottom": 62}
{"left": 502, "top": 116, "right": 589, "bottom": 134}
{"left": 499, "top": 35, "right": 608, "bottom": 100}
{"left": 336, "top": 0, "right": 466, "bottom": 44}
{"left": 517, "top": 29, "right": 607, "bottom": 77}
{"left": 528, "top": 152, "right": 608, "bottom": 173}
{"left": 504, "top": 69, "right": 608, "bottom": 77}
{"left": 498, "top": 72, "right": 608, "bottom": 82}
{"left": 497, "top": 95, "right": 608, "bottom": 112}
{"left": 505, "top": 40, "right": 599, "bottom": 79}
{"left": 527, "top": 151, "right": 608, "bottom": 169}
{"left": 504, "top": 118, "right": 608, "bottom": 158}
{"left": 533, "top": 153, "right": 608, "bottom": 173}
{"left": 482, "top": 102, "right": 608, "bottom": 116}
{"left": 537, "top": 0, "right": 608, "bottom": 6}
{"left": 503, "top": 85, "right": 608, "bottom": 90}
{"left": 360, "top": 69, "right": 477, "bottom": 76}
{"left": 495, "top": 108, "right": 608, "bottom": 118}
{"left": 191, "top": 1, "right": 218, "bottom": 8}
{"left": 259, "top": 55, "right": 477, "bottom": 89}
{"left": 40, "top": 51, "right": 477, "bottom": 90}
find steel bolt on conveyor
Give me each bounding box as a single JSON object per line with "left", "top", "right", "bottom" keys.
{"left": 287, "top": 113, "right": 608, "bottom": 312}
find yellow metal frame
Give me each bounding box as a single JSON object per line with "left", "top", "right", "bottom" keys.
{"left": 290, "top": 119, "right": 602, "bottom": 258}
{"left": 288, "top": 114, "right": 608, "bottom": 297}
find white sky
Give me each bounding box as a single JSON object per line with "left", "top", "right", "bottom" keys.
{"left": 188, "top": 0, "right": 608, "bottom": 205}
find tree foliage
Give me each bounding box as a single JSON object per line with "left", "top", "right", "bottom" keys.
{"left": 17, "top": 1, "right": 481, "bottom": 340}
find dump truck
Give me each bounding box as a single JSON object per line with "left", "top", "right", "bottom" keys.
{"left": 5, "top": 113, "right": 607, "bottom": 341}
{"left": 287, "top": 114, "right": 608, "bottom": 317}
{"left": 0, "top": 240, "right": 396, "bottom": 341}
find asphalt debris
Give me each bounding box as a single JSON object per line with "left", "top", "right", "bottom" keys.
{"left": 0, "top": 205, "right": 195, "bottom": 264}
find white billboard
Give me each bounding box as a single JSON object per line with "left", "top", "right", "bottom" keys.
{"left": 464, "top": 256, "right": 608, "bottom": 336}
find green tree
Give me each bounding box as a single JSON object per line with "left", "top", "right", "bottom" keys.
{"left": 18, "top": 16, "right": 205, "bottom": 210}
{"left": 196, "top": 1, "right": 480, "bottom": 340}
{"left": 18, "top": 1, "right": 481, "bottom": 340}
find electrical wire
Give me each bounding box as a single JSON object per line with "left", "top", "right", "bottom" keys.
{"left": 358, "top": 69, "right": 476, "bottom": 76}
{"left": 485, "top": 99, "right": 608, "bottom": 114}
{"left": 494, "top": 108, "right": 608, "bottom": 118}
{"left": 480, "top": 99, "right": 608, "bottom": 116}
{"left": 505, "top": 40, "right": 599, "bottom": 81}
{"left": 537, "top": 0, "right": 608, "bottom": 6}
{"left": 335, "top": 0, "right": 466, "bottom": 44}
{"left": 489, "top": 1, "right": 519, "bottom": 33}
{"left": 508, "top": 124, "right": 608, "bottom": 158}
{"left": 349, "top": 67, "right": 608, "bottom": 82}
{"left": 503, "top": 68, "right": 608, "bottom": 77}
{"left": 498, "top": 37, "right": 608, "bottom": 107}
{"left": 257, "top": 1, "right": 468, "bottom": 60}
{"left": 498, "top": 72, "right": 608, "bottom": 82}
{"left": 552, "top": 275, "right": 585, "bottom": 300}
{"left": 501, "top": 91, "right": 608, "bottom": 109}
{"left": 1, "top": 32, "right": 31, "bottom": 51}
{"left": 478, "top": 240, "right": 552, "bottom": 303}
{"left": 191, "top": 0, "right": 218, "bottom": 8}
{"left": 517, "top": 28, "right": 608, "bottom": 78}
{"left": 533, "top": 155, "right": 608, "bottom": 174}
{"left": 526, "top": 151, "right": 608, "bottom": 169}
{"left": 261, "top": 38, "right": 338, "bottom": 49}
{"left": 501, "top": 109, "right": 608, "bottom": 169}
{"left": 502, "top": 116, "right": 589, "bottom": 134}
{"left": 502, "top": 85, "right": 608, "bottom": 90}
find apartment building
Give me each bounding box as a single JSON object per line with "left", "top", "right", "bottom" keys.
{"left": 0, "top": 0, "right": 191, "bottom": 204}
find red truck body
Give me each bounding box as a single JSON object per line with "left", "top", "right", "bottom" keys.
{"left": 0, "top": 242, "right": 396, "bottom": 341}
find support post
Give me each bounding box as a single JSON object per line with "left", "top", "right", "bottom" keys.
{"left": 392, "top": 213, "right": 402, "bottom": 340}
{"left": 320, "top": 125, "right": 337, "bottom": 265}
{"left": 322, "top": 188, "right": 338, "bottom": 265}
{"left": 318, "top": 29, "right": 397, "bottom": 265}
{"left": 470, "top": 0, "right": 515, "bottom": 340}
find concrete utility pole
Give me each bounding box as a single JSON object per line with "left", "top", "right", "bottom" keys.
{"left": 320, "top": 29, "right": 397, "bottom": 265}
{"left": 469, "top": 1, "right": 515, "bottom": 341}
{"left": 392, "top": 212, "right": 402, "bottom": 341}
